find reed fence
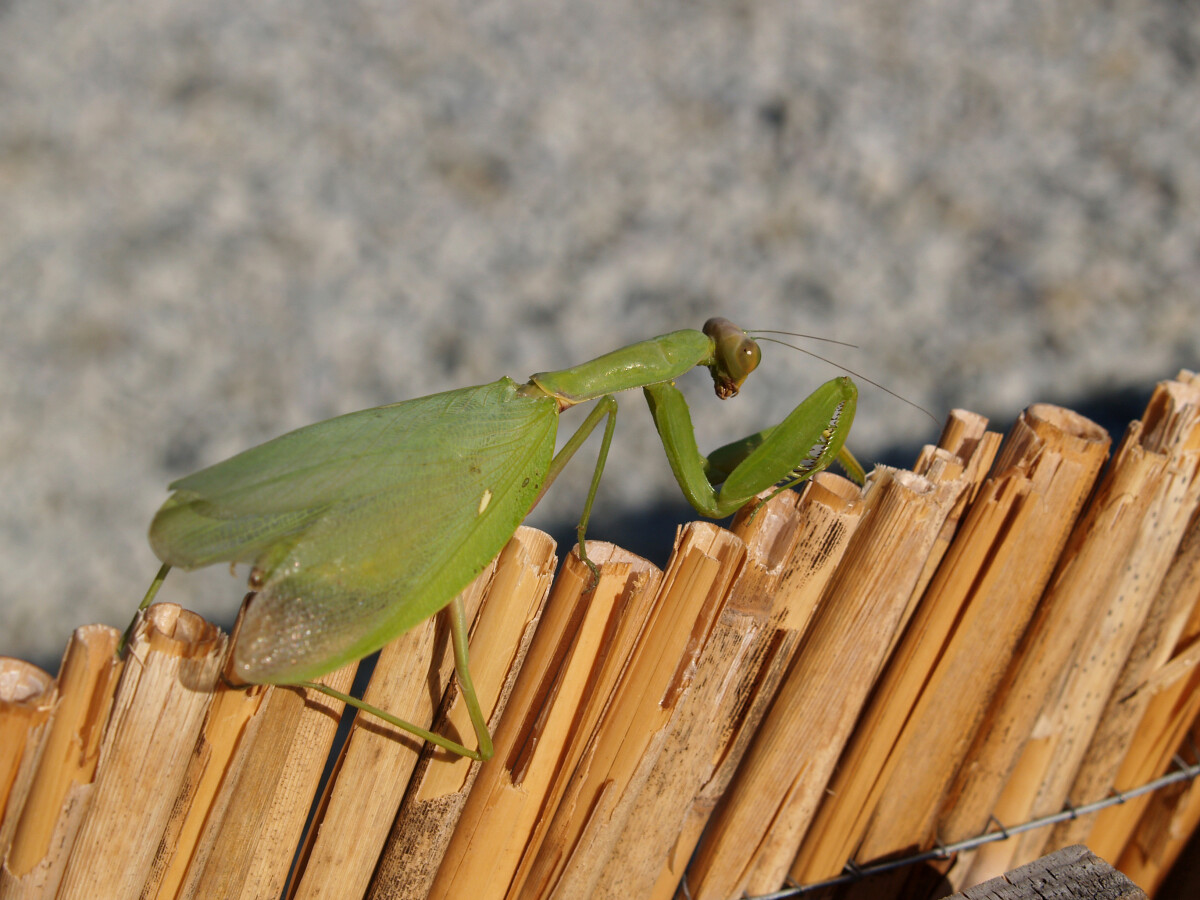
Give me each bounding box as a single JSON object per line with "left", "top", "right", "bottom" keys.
{"left": 1, "top": 369, "right": 1198, "bottom": 900}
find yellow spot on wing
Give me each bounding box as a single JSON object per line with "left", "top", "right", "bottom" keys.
{"left": 478, "top": 489, "right": 493, "bottom": 515}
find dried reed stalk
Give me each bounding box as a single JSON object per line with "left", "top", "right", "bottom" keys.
{"left": 1087, "top": 513, "right": 1200, "bottom": 866}
{"left": 0, "top": 625, "right": 121, "bottom": 900}
{"left": 366, "top": 527, "right": 557, "bottom": 899}
{"left": 950, "top": 371, "right": 1200, "bottom": 886}
{"left": 902, "top": 410, "right": 1001, "bottom": 612}
{"left": 0, "top": 658, "right": 57, "bottom": 862}
{"left": 56, "top": 604, "right": 226, "bottom": 900}
{"left": 512, "top": 521, "right": 748, "bottom": 900}
{"left": 1116, "top": 718, "right": 1200, "bottom": 894}
{"left": 168, "top": 643, "right": 356, "bottom": 899}
{"left": 794, "top": 404, "right": 1109, "bottom": 885}
{"left": 427, "top": 543, "right": 662, "bottom": 900}
{"left": 598, "top": 476, "right": 865, "bottom": 900}
{"left": 286, "top": 552, "right": 502, "bottom": 900}
{"left": 1053, "top": 507, "right": 1200, "bottom": 853}
{"left": 684, "top": 467, "right": 965, "bottom": 900}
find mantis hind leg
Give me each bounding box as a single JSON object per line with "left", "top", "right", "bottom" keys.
{"left": 117, "top": 562, "right": 173, "bottom": 657}
{"left": 448, "top": 591, "right": 492, "bottom": 760}
{"left": 129, "top": 569, "right": 494, "bottom": 759}
{"left": 297, "top": 595, "right": 493, "bottom": 761}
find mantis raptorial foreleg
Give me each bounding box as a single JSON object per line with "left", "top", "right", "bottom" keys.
{"left": 642, "top": 376, "right": 857, "bottom": 519}
{"left": 706, "top": 429, "right": 865, "bottom": 487}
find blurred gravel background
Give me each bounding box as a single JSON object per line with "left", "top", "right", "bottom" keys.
{"left": 2, "top": 1, "right": 1197, "bottom": 673}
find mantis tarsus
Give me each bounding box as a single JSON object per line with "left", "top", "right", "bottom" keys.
{"left": 137, "top": 317, "right": 860, "bottom": 759}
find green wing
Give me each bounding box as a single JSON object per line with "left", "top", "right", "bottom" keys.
{"left": 149, "top": 378, "right": 558, "bottom": 684}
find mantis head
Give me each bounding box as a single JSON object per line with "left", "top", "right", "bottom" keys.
{"left": 703, "top": 317, "right": 761, "bottom": 399}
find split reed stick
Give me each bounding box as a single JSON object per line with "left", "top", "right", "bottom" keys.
{"left": 684, "top": 467, "right": 965, "bottom": 900}
{"left": 902, "top": 409, "right": 999, "bottom": 622}
{"left": 286, "top": 552, "right": 503, "bottom": 900}
{"left": 1087, "top": 512, "right": 1200, "bottom": 864}
{"left": 1116, "top": 717, "right": 1200, "bottom": 894}
{"left": 427, "top": 543, "right": 662, "bottom": 900}
{"left": 797, "top": 403, "right": 1110, "bottom": 883}
{"left": 167, "top": 632, "right": 356, "bottom": 899}
{"left": 598, "top": 476, "right": 864, "bottom": 900}
{"left": 512, "top": 520, "right": 748, "bottom": 900}
{"left": 1053, "top": 506, "right": 1200, "bottom": 852}
{"left": 1023, "top": 374, "right": 1200, "bottom": 857}
{"left": 942, "top": 372, "right": 1200, "bottom": 890}
{"left": 0, "top": 625, "right": 121, "bottom": 900}
{"left": 56, "top": 604, "right": 226, "bottom": 900}
{"left": 366, "top": 527, "right": 557, "bottom": 899}
{"left": 0, "top": 658, "right": 56, "bottom": 861}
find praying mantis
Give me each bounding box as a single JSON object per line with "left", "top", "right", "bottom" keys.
{"left": 138, "top": 317, "right": 861, "bottom": 759}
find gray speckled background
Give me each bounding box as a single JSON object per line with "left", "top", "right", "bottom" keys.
{"left": 2, "top": 1, "right": 1197, "bottom": 673}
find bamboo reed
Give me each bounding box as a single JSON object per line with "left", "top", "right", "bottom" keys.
{"left": 286, "top": 548, "right": 508, "bottom": 900}
{"left": 366, "top": 527, "right": 556, "bottom": 899}
{"left": 950, "top": 372, "right": 1200, "bottom": 885}
{"left": 684, "top": 467, "right": 966, "bottom": 900}
{"left": 0, "top": 625, "right": 121, "bottom": 900}
{"left": 904, "top": 409, "right": 1001, "bottom": 615}
{"left": 427, "top": 542, "right": 662, "bottom": 900}
{"left": 154, "top": 585, "right": 360, "bottom": 900}
{"left": 793, "top": 404, "right": 1110, "bottom": 884}
{"left": 597, "top": 477, "right": 864, "bottom": 900}
{"left": 56, "top": 604, "right": 226, "bottom": 900}
{"left": 1087, "top": 513, "right": 1200, "bottom": 865}
{"left": 511, "top": 521, "right": 747, "bottom": 900}
{"left": 1011, "top": 374, "right": 1200, "bottom": 862}
{"left": 0, "top": 658, "right": 56, "bottom": 864}
{"left": 1117, "top": 719, "right": 1200, "bottom": 895}
{"left": 1052, "top": 501, "right": 1200, "bottom": 853}
{"left": 174, "top": 660, "right": 356, "bottom": 900}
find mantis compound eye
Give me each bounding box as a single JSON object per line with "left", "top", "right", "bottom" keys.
{"left": 703, "top": 317, "right": 761, "bottom": 399}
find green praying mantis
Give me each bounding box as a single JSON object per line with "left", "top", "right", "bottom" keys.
{"left": 135, "top": 318, "right": 862, "bottom": 760}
